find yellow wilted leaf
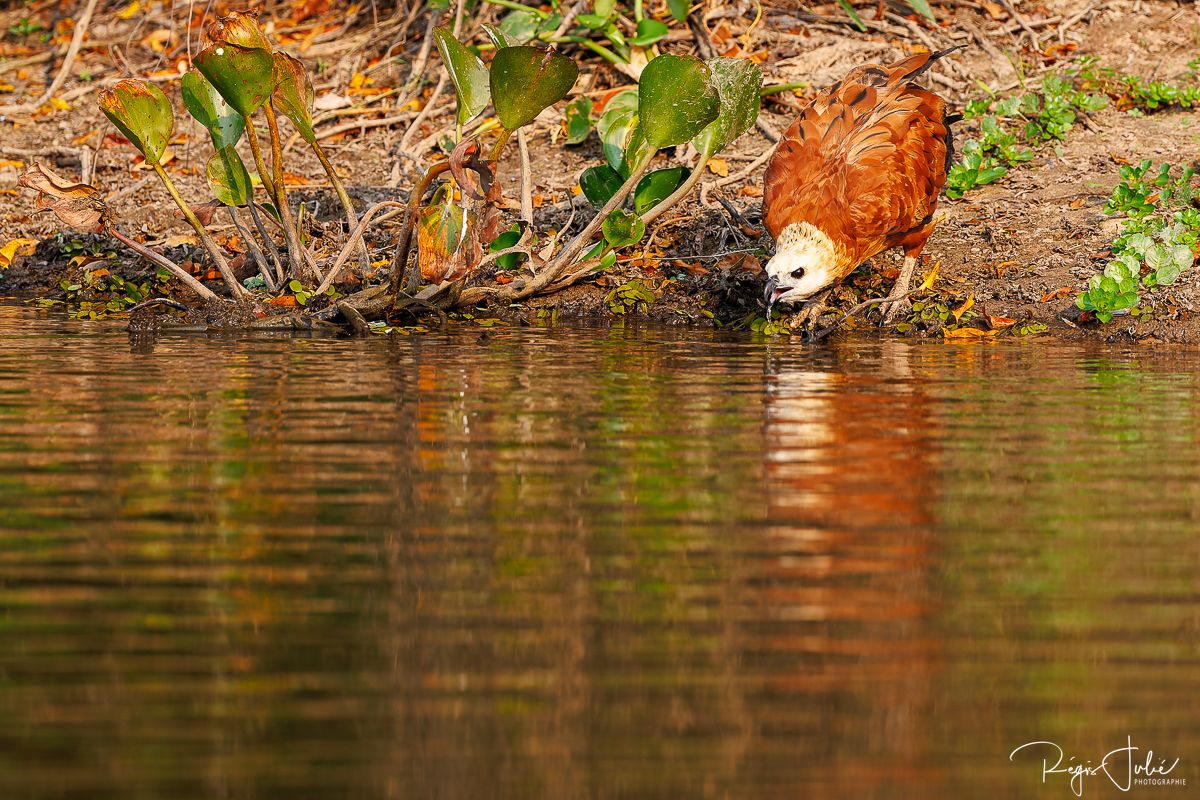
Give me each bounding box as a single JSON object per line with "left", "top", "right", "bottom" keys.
{"left": 0, "top": 238, "right": 38, "bottom": 268}
{"left": 0, "top": 83, "right": 14, "bottom": 93}
{"left": 706, "top": 158, "right": 729, "bottom": 177}
{"left": 161, "top": 234, "right": 198, "bottom": 248}
{"left": 952, "top": 293, "right": 974, "bottom": 323}
{"left": 0, "top": 159, "right": 24, "bottom": 169}
{"left": 916, "top": 260, "right": 940, "bottom": 292}
{"left": 116, "top": 0, "right": 140, "bottom": 18}
{"left": 142, "top": 29, "right": 175, "bottom": 53}
{"left": 48, "top": 96, "right": 70, "bottom": 110}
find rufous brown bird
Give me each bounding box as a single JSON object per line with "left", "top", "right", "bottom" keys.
{"left": 762, "top": 47, "right": 959, "bottom": 327}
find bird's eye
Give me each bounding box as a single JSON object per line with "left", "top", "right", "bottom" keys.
{"left": 790, "top": 267, "right": 806, "bottom": 280}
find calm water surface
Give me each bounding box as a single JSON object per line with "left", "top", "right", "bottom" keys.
{"left": 0, "top": 302, "right": 1197, "bottom": 799}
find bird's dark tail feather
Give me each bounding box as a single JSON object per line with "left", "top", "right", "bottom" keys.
{"left": 942, "top": 108, "right": 964, "bottom": 176}
{"left": 905, "top": 44, "right": 966, "bottom": 80}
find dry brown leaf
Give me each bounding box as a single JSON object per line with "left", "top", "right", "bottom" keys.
{"left": 18, "top": 162, "right": 106, "bottom": 229}
{"left": 1039, "top": 287, "right": 1072, "bottom": 302}
{"left": 985, "top": 315, "right": 1017, "bottom": 330}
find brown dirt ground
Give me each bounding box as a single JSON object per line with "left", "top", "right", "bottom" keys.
{"left": 2, "top": 0, "right": 1200, "bottom": 339}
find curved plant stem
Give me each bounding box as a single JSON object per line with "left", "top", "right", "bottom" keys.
{"left": 151, "top": 163, "right": 248, "bottom": 299}
{"left": 640, "top": 154, "right": 709, "bottom": 226}
{"left": 105, "top": 224, "right": 222, "bottom": 303}
{"left": 548, "top": 158, "right": 652, "bottom": 275}
{"left": 244, "top": 120, "right": 276, "bottom": 199}
{"left": 314, "top": 201, "right": 405, "bottom": 295}
{"left": 309, "top": 139, "right": 371, "bottom": 272}
{"left": 228, "top": 206, "right": 276, "bottom": 291}
{"left": 760, "top": 81, "right": 808, "bottom": 96}
{"left": 264, "top": 103, "right": 313, "bottom": 283}
{"left": 247, "top": 201, "right": 285, "bottom": 286}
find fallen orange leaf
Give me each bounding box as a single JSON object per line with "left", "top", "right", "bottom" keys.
{"left": 985, "top": 315, "right": 1017, "bottom": 329}
{"left": 0, "top": 238, "right": 38, "bottom": 267}
{"left": 706, "top": 158, "right": 729, "bottom": 177}
{"left": 952, "top": 293, "right": 974, "bottom": 322}
{"left": 1039, "top": 287, "right": 1071, "bottom": 302}
{"left": 944, "top": 326, "right": 998, "bottom": 340}
{"left": 268, "top": 295, "right": 298, "bottom": 307}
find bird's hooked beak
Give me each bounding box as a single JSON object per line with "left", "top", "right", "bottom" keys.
{"left": 763, "top": 275, "right": 790, "bottom": 306}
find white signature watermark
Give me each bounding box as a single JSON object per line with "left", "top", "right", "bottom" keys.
{"left": 1010, "top": 737, "right": 1184, "bottom": 796}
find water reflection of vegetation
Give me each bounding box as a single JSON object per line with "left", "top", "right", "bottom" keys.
{"left": 2, "top": 313, "right": 1200, "bottom": 797}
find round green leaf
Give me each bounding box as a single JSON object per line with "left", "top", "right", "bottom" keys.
{"left": 181, "top": 70, "right": 245, "bottom": 150}
{"left": 666, "top": 0, "right": 689, "bottom": 22}
{"left": 634, "top": 167, "right": 688, "bottom": 215}
{"left": 206, "top": 145, "right": 252, "bottom": 207}
{"left": 564, "top": 96, "right": 592, "bottom": 144}
{"left": 580, "top": 164, "right": 624, "bottom": 208}
{"left": 602, "top": 208, "right": 645, "bottom": 248}
{"left": 490, "top": 46, "right": 579, "bottom": 131}
{"left": 693, "top": 56, "right": 762, "bottom": 157}
{"left": 488, "top": 223, "right": 527, "bottom": 269}
{"left": 194, "top": 43, "right": 277, "bottom": 117}
{"left": 434, "top": 27, "right": 491, "bottom": 125}
{"left": 629, "top": 18, "right": 669, "bottom": 47}
{"left": 98, "top": 79, "right": 174, "bottom": 165}
{"left": 576, "top": 13, "right": 609, "bottom": 28}
{"left": 636, "top": 54, "right": 719, "bottom": 149}
{"left": 272, "top": 52, "right": 315, "bottom": 144}
{"left": 497, "top": 9, "right": 543, "bottom": 45}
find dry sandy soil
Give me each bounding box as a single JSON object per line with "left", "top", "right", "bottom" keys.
{"left": 1, "top": 0, "right": 1199, "bottom": 339}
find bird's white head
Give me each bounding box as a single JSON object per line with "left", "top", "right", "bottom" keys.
{"left": 763, "top": 222, "right": 840, "bottom": 306}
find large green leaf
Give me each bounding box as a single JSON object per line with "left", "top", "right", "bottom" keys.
{"left": 596, "top": 89, "right": 638, "bottom": 174}
{"left": 98, "top": 79, "right": 173, "bottom": 165}
{"left": 434, "top": 28, "right": 491, "bottom": 125}
{"left": 634, "top": 167, "right": 688, "bottom": 215}
{"left": 693, "top": 57, "right": 762, "bottom": 157}
{"left": 602, "top": 208, "right": 645, "bottom": 248}
{"left": 579, "top": 164, "right": 624, "bottom": 208}
{"left": 272, "top": 52, "right": 315, "bottom": 144}
{"left": 181, "top": 70, "right": 244, "bottom": 150}
{"left": 206, "top": 145, "right": 252, "bottom": 207}
{"left": 194, "top": 43, "right": 277, "bottom": 117}
{"left": 635, "top": 54, "right": 718, "bottom": 149}
{"left": 490, "top": 46, "right": 579, "bottom": 131}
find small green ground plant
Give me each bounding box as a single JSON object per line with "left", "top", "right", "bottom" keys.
{"left": 1077, "top": 161, "right": 1199, "bottom": 322}
{"left": 948, "top": 74, "right": 1106, "bottom": 198}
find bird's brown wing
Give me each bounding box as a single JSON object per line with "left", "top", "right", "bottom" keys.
{"left": 763, "top": 50, "right": 951, "bottom": 267}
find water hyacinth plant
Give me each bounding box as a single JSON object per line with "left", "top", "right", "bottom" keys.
{"left": 27, "top": 6, "right": 765, "bottom": 326}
